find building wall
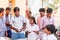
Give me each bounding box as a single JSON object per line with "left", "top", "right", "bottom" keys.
{"left": 0, "top": 0, "right": 9, "bottom": 9}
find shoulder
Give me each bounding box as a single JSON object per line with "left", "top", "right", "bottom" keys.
{"left": 34, "top": 24, "right": 39, "bottom": 27}
{"left": 11, "top": 16, "right": 15, "bottom": 20}
{"left": 51, "top": 17, "right": 54, "bottom": 20}
{"left": 20, "top": 15, "right": 25, "bottom": 19}
{"left": 50, "top": 34, "right": 57, "bottom": 40}
{"left": 37, "top": 16, "right": 40, "bottom": 19}
{"left": 52, "top": 35, "right": 57, "bottom": 40}
{"left": 41, "top": 16, "right": 46, "bottom": 20}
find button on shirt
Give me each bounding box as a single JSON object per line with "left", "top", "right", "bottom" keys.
{"left": 0, "top": 18, "right": 7, "bottom": 37}
{"left": 10, "top": 15, "right": 26, "bottom": 32}
{"left": 40, "top": 16, "right": 54, "bottom": 29}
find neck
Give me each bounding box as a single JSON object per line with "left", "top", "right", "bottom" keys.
{"left": 47, "top": 32, "right": 51, "bottom": 35}
{"left": 6, "top": 14, "right": 8, "bottom": 17}
{"left": 16, "top": 14, "right": 20, "bottom": 17}
{"left": 47, "top": 16, "right": 51, "bottom": 18}
{"left": 41, "top": 15, "right": 44, "bottom": 17}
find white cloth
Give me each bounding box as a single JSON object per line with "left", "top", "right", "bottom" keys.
{"left": 26, "top": 24, "right": 39, "bottom": 40}
{"left": 25, "top": 18, "right": 30, "bottom": 27}
{"left": 10, "top": 15, "right": 26, "bottom": 32}
{"left": 40, "top": 16, "right": 54, "bottom": 29}
{"left": 42, "top": 34, "right": 57, "bottom": 40}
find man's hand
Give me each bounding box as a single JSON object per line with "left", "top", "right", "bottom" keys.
{"left": 5, "top": 22, "right": 11, "bottom": 26}
{"left": 15, "top": 28, "right": 19, "bottom": 32}
{"left": 5, "top": 31, "right": 8, "bottom": 37}
{"left": 33, "top": 31, "right": 39, "bottom": 34}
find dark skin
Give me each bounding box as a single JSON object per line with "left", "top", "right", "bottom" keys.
{"left": 40, "top": 12, "right": 45, "bottom": 17}
{"left": 20, "top": 23, "right": 26, "bottom": 32}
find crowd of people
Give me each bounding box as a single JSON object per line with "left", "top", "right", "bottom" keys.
{"left": 0, "top": 7, "right": 58, "bottom": 40}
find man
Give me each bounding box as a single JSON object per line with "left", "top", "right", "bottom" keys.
{"left": 11, "top": 7, "right": 26, "bottom": 40}
{"left": 37, "top": 8, "right": 45, "bottom": 29}
{"left": 5, "top": 7, "right": 12, "bottom": 38}
{"left": 0, "top": 8, "right": 7, "bottom": 37}
{"left": 40, "top": 8, "right": 54, "bottom": 30}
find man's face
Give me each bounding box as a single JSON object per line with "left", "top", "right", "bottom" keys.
{"left": 40, "top": 12, "right": 45, "bottom": 17}
{"left": 14, "top": 10, "right": 20, "bottom": 17}
{"left": 26, "top": 10, "right": 31, "bottom": 17}
{"left": 6, "top": 10, "right": 11, "bottom": 15}
{"left": 0, "top": 12, "right": 4, "bottom": 17}
{"left": 47, "top": 13, "right": 52, "bottom": 18}
{"left": 43, "top": 28, "right": 49, "bottom": 34}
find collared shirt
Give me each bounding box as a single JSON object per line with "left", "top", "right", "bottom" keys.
{"left": 40, "top": 16, "right": 54, "bottom": 29}
{"left": 0, "top": 17, "right": 7, "bottom": 37}
{"left": 37, "top": 16, "right": 43, "bottom": 29}
{"left": 10, "top": 15, "right": 26, "bottom": 32}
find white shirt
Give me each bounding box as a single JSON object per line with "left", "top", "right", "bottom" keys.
{"left": 25, "top": 18, "right": 30, "bottom": 26}
{"left": 26, "top": 24, "right": 39, "bottom": 32}
{"left": 10, "top": 15, "right": 26, "bottom": 32}
{"left": 40, "top": 16, "right": 54, "bottom": 29}
{"left": 42, "top": 34, "right": 57, "bottom": 40}
{"left": 26, "top": 24, "right": 39, "bottom": 40}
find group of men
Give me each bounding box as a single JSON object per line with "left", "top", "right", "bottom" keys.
{"left": 0, "top": 7, "right": 57, "bottom": 40}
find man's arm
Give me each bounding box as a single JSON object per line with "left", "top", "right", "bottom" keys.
{"left": 40, "top": 18, "right": 44, "bottom": 30}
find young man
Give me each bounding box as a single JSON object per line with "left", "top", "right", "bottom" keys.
{"left": 37, "top": 8, "right": 45, "bottom": 29}
{"left": 40, "top": 8, "right": 54, "bottom": 29}
{"left": 26, "top": 10, "right": 35, "bottom": 25}
{"left": 0, "top": 8, "right": 7, "bottom": 37}
{"left": 5, "top": 7, "right": 12, "bottom": 38}
{"left": 42, "top": 24, "right": 57, "bottom": 40}
{"left": 10, "top": 7, "right": 26, "bottom": 40}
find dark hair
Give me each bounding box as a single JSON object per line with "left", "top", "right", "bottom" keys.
{"left": 29, "top": 17, "right": 36, "bottom": 24}
{"left": 45, "top": 24, "right": 56, "bottom": 34}
{"left": 6, "top": 7, "right": 11, "bottom": 10}
{"left": 39, "top": 8, "right": 45, "bottom": 13}
{"left": 0, "top": 8, "right": 4, "bottom": 13}
{"left": 47, "top": 8, "right": 53, "bottom": 13}
{"left": 13, "top": 7, "right": 20, "bottom": 12}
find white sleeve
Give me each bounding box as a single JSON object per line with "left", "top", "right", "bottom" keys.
{"left": 10, "top": 17, "right": 14, "bottom": 27}
{"left": 25, "top": 25, "right": 29, "bottom": 31}
{"left": 22, "top": 16, "right": 26, "bottom": 23}
{"left": 36, "top": 25, "right": 39, "bottom": 31}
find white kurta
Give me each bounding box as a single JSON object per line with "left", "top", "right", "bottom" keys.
{"left": 26, "top": 24, "right": 39, "bottom": 40}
